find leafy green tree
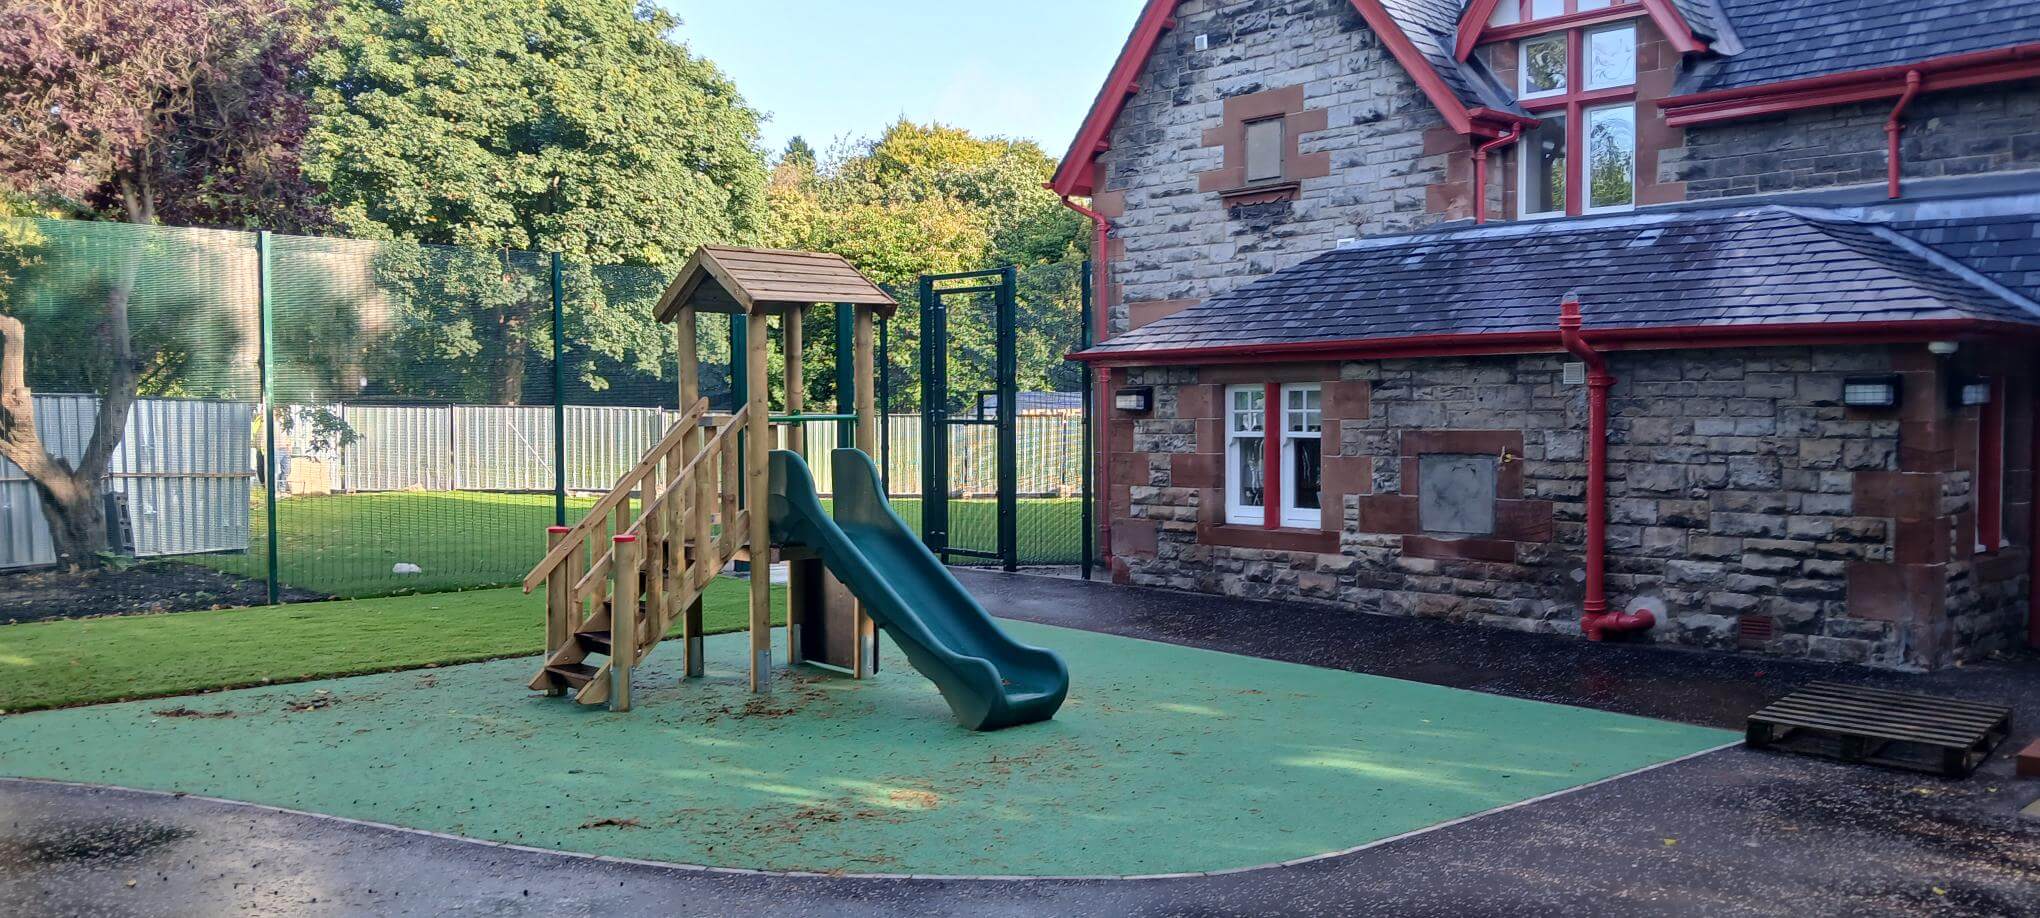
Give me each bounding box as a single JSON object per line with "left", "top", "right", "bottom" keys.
{"left": 0, "top": 0, "right": 321, "bottom": 567}
{"left": 762, "top": 121, "right": 1086, "bottom": 411}
{"left": 305, "top": 0, "right": 769, "bottom": 402}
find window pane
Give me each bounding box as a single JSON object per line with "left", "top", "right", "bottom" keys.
{"left": 1578, "top": 0, "right": 1613, "bottom": 9}
{"left": 1245, "top": 119, "right": 1285, "bottom": 183}
{"left": 1231, "top": 388, "right": 1264, "bottom": 432}
{"left": 1235, "top": 436, "right": 1265, "bottom": 508}
{"left": 1286, "top": 387, "right": 1322, "bottom": 433}
{"left": 1531, "top": 0, "right": 1564, "bottom": 19}
{"left": 1487, "top": 0, "right": 1520, "bottom": 26}
{"left": 1524, "top": 113, "right": 1567, "bottom": 215}
{"left": 1587, "top": 105, "right": 1635, "bottom": 209}
{"left": 1586, "top": 26, "right": 1635, "bottom": 89}
{"left": 1521, "top": 36, "right": 1566, "bottom": 96}
{"left": 1290, "top": 438, "right": 1321, "bottom": 511}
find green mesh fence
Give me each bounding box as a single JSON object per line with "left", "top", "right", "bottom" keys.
{"left": 0, "top": 216, "right": 1095, "bottom": 616}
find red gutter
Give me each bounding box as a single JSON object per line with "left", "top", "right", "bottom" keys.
{"left": 1885, "top": 70, "right": 1923, "bottom": 199}
{"left": 1060, "top": 194, "right": 1117, "bottom": 573}
{"left": 1474, "top": 127, "right": 1523, "bottom": 224}
{"left": 1071, "top": 318, "right": 2040, "bottom": 368}
{"left": 1558, "top": 298, "right": 1654, "bottom": 641}
{"left": 1660, "top": 43, "right": 2040, "bottom": 127}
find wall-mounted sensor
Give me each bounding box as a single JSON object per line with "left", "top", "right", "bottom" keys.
{"left": 1195, "top": 34, "right": 1211, "bottom": 52}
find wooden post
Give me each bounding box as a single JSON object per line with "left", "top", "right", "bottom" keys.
{"left": 783, "top": 305, "right": 806, "bottom": 666}
{"left": 544, "top": 526, "right": 571, "bottom": 696}
{"left": 610, "top": 533, "right": 639, "bottom": 712}
{"left": 676, "top": 306, "right": 703, "bottom": 681}
{"left": 746, "top": 311, "right": 772, "bottom": 694}
{"left": 785, "top": 304, "right": 806, "bottom": 457}
{"left": 853, "top": 306, "right": 878, "bottom": 677}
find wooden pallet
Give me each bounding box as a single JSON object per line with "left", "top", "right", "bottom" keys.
{"left": 1746, "top": 681, "right": 2013, "bottom": 778}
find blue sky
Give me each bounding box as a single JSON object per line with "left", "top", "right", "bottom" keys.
{"left": 661, "top": 1, "right": 1145, "bottom": 159}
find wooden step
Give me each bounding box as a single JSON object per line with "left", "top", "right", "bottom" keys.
{"left": 575, "top": 631, "right": 614, "bottom": 655}
{"left": 544, "top": 663, "right": 600, "bottom": 689}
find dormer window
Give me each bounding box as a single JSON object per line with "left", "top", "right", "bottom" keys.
{"left": 1515, "top": 22, "right": 1637, "bottom": 217}
{"left": 1492, "top": 0, "right": 1622, "bottom": 27}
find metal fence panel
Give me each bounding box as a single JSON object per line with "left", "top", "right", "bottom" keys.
{"left": 453, "top": 406, "right": 553, "bottom": 492}
{"left": 339, "top": 406, "right": 452, "bottom": 493}
{"left": 0, "top": 396, "right": 253, "bottom": 569}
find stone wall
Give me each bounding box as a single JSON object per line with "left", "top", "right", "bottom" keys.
{"left": 1665, "top": 82, "right": 2040, "bottom": 200}
{"left": 1091, "top": 0, "right": 1467, "bottom": 336}
{"left": 1108, "top": 344, "right": 2035, "bottom": 670}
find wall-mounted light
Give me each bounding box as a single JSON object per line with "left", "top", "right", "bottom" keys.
{"left": 1842, "top": 375, "right": 1902, "bottom": 409}
{"left": 1114, "top": 386, "right": 1154, "bottom": 414}
{"left": 1948, "top": 374, "right": 1993, "bottom": 410}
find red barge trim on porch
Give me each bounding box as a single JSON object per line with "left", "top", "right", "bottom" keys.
{"left": 1059, "top": 194, "right": 1118, "bottom": 572}
{"left": 1658, "top": 43, "right": 2040, "bottom": 127}
{"left": 1069, "top": 319, "right": 2040, "bottom": 368}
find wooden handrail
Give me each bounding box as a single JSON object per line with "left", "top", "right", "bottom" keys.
{"left": 523, "top": 396, "right": 710, "bottom": 590}
{"left": 566, "top": 404, "right": 750, "bottom": 600}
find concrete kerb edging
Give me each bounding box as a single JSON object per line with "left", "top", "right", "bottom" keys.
{"left": 0, "top": 742, "right": 1739, "bottom": 883}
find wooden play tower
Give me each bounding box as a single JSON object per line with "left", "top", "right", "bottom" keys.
{"left": 521, "top": 246, "right": 897, "bottom": 710}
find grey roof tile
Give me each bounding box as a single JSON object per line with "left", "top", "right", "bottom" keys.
{"left": 1082, "top": 204, "right": 2040, "bottom": 359}
{"left": 1698, "top": 0, "right": 2040, "bottom": 90}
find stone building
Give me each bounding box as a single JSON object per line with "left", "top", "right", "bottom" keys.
{"left": 1055, "top": 0, "right": 2040, "bottom": 668}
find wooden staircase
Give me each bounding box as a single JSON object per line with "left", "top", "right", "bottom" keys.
{"left": 521, "top": 397, "right": 751, "bottom": 711}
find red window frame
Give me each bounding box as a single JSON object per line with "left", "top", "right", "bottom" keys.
{"left": 1517, "top": 23, "right": 1639, "bottom": 216}
{"left": 1486, "top": 1, "right": 1645, "bottom": 39}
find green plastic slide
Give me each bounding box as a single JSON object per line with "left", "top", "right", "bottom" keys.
{"left": 767, "top": 448, "right": 1069, "bottom": 731}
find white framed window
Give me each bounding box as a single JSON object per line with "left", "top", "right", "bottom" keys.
{"left": 1584, "top": 25, "right": 1636, "bottom": 90}
{"left": 1225, "top": 386, "right": 1267, "bottom": 525}
{"left": 1583, "top": 103, "right": 1636, "bottom": 212}
{"left": 1280, "top": 384, "right": 1324, "bottom": 528}
{"left": 1519, "top": 34, "right": 1568, "bottom": 99}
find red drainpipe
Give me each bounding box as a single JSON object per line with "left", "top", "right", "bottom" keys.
{"left": 2029, "top": 378, "right": 2040, "bottom": 648}
{"left": 1885, "top": 70, "right": 1923, "bottom": 199}
{"left": 1559, "top": 296, "right": 1655, "bottom": 641}
{"left": 1473, "top": 127, "right": 1521, "bottom": 225}
{"left": 1061, "top": 195, "right": 1115, "bottom": 571}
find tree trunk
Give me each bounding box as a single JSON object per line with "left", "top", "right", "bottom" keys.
{"left": 0, "top": 243, "right": 143, "bottom": 570}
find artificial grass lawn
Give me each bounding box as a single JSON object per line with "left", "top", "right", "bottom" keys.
{"left": 198, "top": 491, "right": 1082, "bottom": 600}
{"left": 0, "top": 579, "right": 784, "bottom": 714}
{"left": 0, "top": 622, "right": 1735, "bottom": 876}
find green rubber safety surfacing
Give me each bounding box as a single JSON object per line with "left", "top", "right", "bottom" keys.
{"left": 0, "top": 622, "right": 1731, "bottom": 876}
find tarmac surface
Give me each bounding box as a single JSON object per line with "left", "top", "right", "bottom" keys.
{"left": 2, "top": 570, "right": 2036, "bottom": 916}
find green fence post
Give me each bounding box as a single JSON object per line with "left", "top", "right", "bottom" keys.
{"left": 1080, "top": 260, "right": 1095, "bottom": 581}
{"left": 835, "top": 303, "right": 855, "bottom": 449}
{"left": 996, "top": 267, "right": 1018, "bottom": 573}
{"left": 257, "top": 230, "right": 280, "bottom": 605}
{"left": 878, "top": 317, "right": 891, "bottom": 495}
{"left": 551, "top": 253, "right": 567, "bottom": 527}
{"left": 729, "top": 312, "right": 749, "bottom": 573}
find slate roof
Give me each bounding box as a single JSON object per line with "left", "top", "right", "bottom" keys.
{"left": 1892, "top": 213, "right": 2040, "bottom": 305}
{"left": 1690, "top": 0, "right": 2040, "bottom": 92}
{"left": 1080, "top": 202, "right": 2040, "bottom": 359}
{"left": 1381, "top": 0, "right": 1524, "bottom": 115}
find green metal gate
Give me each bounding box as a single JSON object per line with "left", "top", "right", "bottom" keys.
{"left": 918, "top": 267, "right": 1019, "bottom": 570}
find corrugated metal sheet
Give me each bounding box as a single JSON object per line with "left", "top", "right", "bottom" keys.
{"left": 453, "top": 406, "right": 553, "bottom": 492}
{"left": 0, "top": 396, "right": 254, "bottom": 570}
{"left": 340, "top": 405, "right": 451, "bottom": 492}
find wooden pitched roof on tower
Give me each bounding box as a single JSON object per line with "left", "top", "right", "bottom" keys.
{"left": 656, "top": 245, "right": 898, "bottom": 321}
